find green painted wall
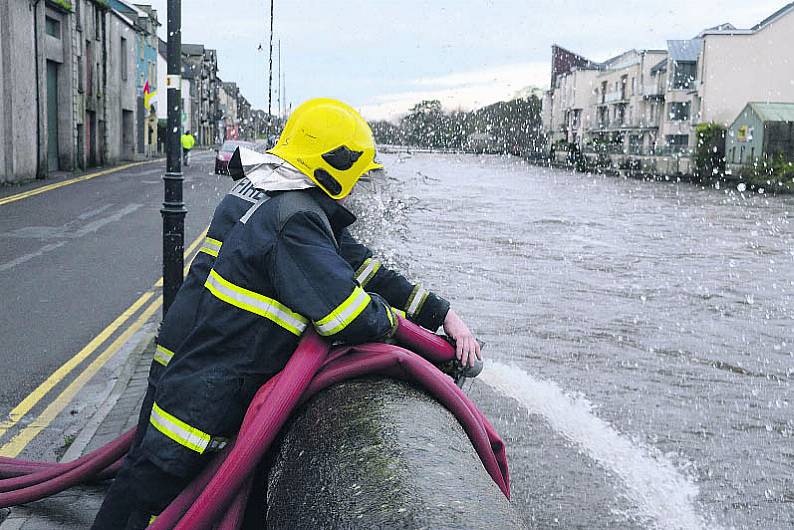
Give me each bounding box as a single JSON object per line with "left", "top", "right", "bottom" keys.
{"left": 726, "top": 105, "right": 764, "bottom": 165}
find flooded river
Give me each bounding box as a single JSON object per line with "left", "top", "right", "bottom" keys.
{"left": 351, "top": 152, "right": 793, "bottom": 529}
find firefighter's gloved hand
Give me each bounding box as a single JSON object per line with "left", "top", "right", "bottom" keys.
{"left": 370, "top": 293, "right": 399, "bottom": 343}
{"left": 443, "top": 309, "right": 482, "bottom": 368}
{"left": 383, "top": 306, "right": 400, "bottom": 344}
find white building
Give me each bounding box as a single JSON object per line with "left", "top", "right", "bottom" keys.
{"left": 218, "top": 81, "right": 240, "bottom": 140}
{"left": 655, "top": 31, "right": 728, "bottom": 153}
{"left": 542, "top": 2, "right": 794, "bottom": 171}
{"left": 105, "top": 10, "right": 139, "bottom": 163}
{"left": 697, "top": 6, "right": 794, "bottom": 126}
{"left": 542, "top": 46, "right": 601, "bottom": 149}
{"left": 543, "top": 46, "right": 667, "bottom": 155}
{"left": 156, "top": 39, "right": 192, "bottom": 144}
{"left": 544, "top": 67, "right": 600, "bottom": 148}
{"left": 590, "top": 49, "right": 668, "bottom": 154}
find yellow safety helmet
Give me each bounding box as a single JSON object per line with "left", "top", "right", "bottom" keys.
{"left": 268, "top": 98, "right": 383, "bottom": 199}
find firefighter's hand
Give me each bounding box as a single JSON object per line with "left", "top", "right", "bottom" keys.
{"left": 443, "top": 309, "right": 481, "bottom": 367}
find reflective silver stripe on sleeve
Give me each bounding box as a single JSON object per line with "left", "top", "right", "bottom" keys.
{"left": 355, "top": 258, "right": 381, "bottom": 288}
{"left": 406, "top": 284, "right": 429, "bottom": 318}
{"left": 198, "top": 236, "right": 222, "bottom": 258}
{"left": 314, "top": 286, "right": 372, "bottom": 336}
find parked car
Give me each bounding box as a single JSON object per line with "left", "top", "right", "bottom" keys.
{"left": 215, "top": 140, "right": 256, "bottom": 174}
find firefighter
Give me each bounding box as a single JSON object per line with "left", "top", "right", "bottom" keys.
{"left": 180, "top": 130, "right": 195, "bottom": 166}
{"left": 92, "top": 98, "right": 481, "bottom": 529}
{"left": 126, "top": 174, "right": 264, "bottom": 453}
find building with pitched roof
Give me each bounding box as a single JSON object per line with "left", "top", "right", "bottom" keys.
{"left": 697, "top": 4, "right": 794, "bottom": 127}
{"left": 0, "top": 0, "right": 148, "bottom": 182}
{"left": 726, "top": 102, "right": 794, "bottom": 167}
{"left": 542, "top": 3, "right": 794, "bottom": 175}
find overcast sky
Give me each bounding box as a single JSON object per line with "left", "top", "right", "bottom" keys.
{"left": 144, "top": 0, "right": 786, "bottom": 120}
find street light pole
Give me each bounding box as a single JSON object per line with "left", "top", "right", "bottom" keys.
{"left": 267, "top": 0, "right": 274, "bottom": 139}
{"left": 162, "top": 0, "right": 185, "bottom": 315}
{"left": 277, "top": 39, "right": 281, "bottom": 127}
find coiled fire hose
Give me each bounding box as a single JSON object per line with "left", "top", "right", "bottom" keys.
{"left": 0, "top": 316, "right": 510, "bottom": 529}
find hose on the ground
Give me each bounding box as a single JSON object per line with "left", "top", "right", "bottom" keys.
{"left": 0, "top": 317, "right": 509, "bottom": 529}
{"left": 0, "top": 432, "right": 131, "bottom": 492}
{"left": 0, "top": 429, "right": 132, "bottom": 506}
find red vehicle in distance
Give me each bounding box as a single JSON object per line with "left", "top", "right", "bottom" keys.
{"left": 215, "top": 140, "right": 257, "bottom": 174}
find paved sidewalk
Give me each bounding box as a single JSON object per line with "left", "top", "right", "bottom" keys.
{"left": 0, "top": 338, "right": 154, "bottom": 529}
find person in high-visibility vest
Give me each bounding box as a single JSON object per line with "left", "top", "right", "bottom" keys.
{"left": 180, "top": 130, "right": 196, "bottom": 166}
{"left": 92, "top": 99, "right": 482, "bottom": 529}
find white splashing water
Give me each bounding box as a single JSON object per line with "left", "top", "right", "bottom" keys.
{"left": 481, "top": 361, "right": 715, "bottom": 530}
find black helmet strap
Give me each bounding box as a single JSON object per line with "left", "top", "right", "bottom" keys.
{"left": 313, "top": 169, "right": 343, "bottom": 196}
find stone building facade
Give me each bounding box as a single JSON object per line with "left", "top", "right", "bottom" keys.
{"left": 1, "top": 1, "right": 266, "bottom": 183}
{"left": 219, "top": 81, "right": 240, "bottom": 140}
{"left": 0, "top": 0, "right": 156, "bottom": 183}
{"left": 0, "top": 0, "right": 76, "bottom": 181}
{"left": 109, "top": 1, "right": 160, "bottom": 157}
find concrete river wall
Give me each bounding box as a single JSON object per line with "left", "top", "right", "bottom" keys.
{"left": 266, "top": 378, "right": 524, "bottom": 529}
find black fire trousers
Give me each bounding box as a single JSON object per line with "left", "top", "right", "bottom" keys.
{"left": 91, "top": 384, "right": 193, "bottom": 530}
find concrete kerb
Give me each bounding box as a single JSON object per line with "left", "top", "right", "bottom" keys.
{"left": 60, "top": 333, "right": 154, "bottom": 462}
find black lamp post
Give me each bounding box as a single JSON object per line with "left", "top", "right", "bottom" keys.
{"left": 161, "top": 0, "right": 185, "bottom": 314}
{"left": 267, "top": 0, "right": 274, "bottom": 140}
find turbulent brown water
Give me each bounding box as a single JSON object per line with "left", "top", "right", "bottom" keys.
{"left": 349, "top": 152, "right": 793, "bottom": 529}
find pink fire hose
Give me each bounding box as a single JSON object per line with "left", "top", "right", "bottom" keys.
{"left": 0, "top": 317, "right": 510, "bottom": 529}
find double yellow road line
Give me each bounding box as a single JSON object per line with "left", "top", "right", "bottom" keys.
{"left": 0, "top": 161, "right": 156, "bottom": 207}
{"left": 0, "top": 228, "right": 208, "bottom": 457}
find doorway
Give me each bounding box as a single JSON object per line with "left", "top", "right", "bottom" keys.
{"left": 46, "top": 60, "right": 59, "bottom": 172}
{"left": 86, "top": 111, "right": 97, "bottom": 167}
{"left": 122, "top": 110, "right": 134, "bottom": 160}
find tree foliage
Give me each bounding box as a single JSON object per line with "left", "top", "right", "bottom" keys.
{"left": 694, "top": 122, "right": 726, "bottom": 180}
{"left": 369, "top": 95, "right": 544, "bottom": 156}
{"left": 370, "top": 120, "right": 405, "bottom": 145}
{"left": 468, "top": 98, "right": 543, "bottom": 154}
{"left": 739, "top": 153, "right": 794, "bottom": 193}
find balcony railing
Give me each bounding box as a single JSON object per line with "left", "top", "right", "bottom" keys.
{"left": 604, "top": 92, "right": 626, "bottom": 103}
{"left": 642, "top": 85, "right": 664, "bottom": 97}
{"left": 579, "top": 144, "right": 625, "bottom": 155}
{"left": 653, "top": 146, "right": 692, "bottom": 156}
{"left": 593, "top": 120, "right": 662, "bottom": 131}
{"left": 581, "top": 145, "right": 692, "bottom": 157}
{"left": 626, "top": 144, "right": 644, "bottom": 155}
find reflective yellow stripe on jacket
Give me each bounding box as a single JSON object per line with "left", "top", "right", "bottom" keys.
{"left": 150, "top": 402, "right": 211, "bottom": 453}
{"left": 153, "top": 344, "right": 174, "bottom": 367}
{"left": 405, "top": 284, "right": 429, "bottom": 318}
{"left": 355, "top": 258, "right": 381, "bottom": 288}
{"left": 198, "top": 236, "right": 222, "bottom": 258}
{"left": 314, "top": 286, "right": 371, "bottom": 336}
{"left": 204, "top": 269, "right": 308, "bottom": 336}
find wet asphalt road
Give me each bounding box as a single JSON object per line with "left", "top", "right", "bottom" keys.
{"left": 0, "top": 152, "right": 229, "bottom": 425}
